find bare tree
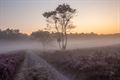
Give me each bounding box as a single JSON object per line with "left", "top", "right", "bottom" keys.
{"left": 43, "top": 4, "right": 76, "bottom": 50}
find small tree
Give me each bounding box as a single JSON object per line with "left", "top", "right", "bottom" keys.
{"left": 43, "top": 4, "right": 76, "bottom": 50}
{"left": 31, "top": 30, "right": 51, "bottom": 50}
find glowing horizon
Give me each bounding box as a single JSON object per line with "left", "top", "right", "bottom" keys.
{"left": 0, "top": 0, "right": 120, "bottom": 34}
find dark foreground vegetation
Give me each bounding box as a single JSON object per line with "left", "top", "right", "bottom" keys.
{"left": 40, "top": 45, "right": 120, "bottom": 80}
{"left": 0, "top": 51, "right": 25, "bottom": 80}
{"left": 0, "top": 45, "right": 120, "bottom": 80}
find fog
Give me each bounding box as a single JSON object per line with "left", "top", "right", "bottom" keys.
{"left": 0, "top": 40, "right": 58, "bottom": 53}
{"left": 68, "top": 37, "right": 120, "bottom": 49}
{"left": 0, "top": 37, "right": 120, "bottom": 53}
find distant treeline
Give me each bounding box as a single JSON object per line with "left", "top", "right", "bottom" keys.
{"left": 0, "top": 28, "right": 120, "bottom": 40}
{"left": 0, "top": 28, "right": 28, "bottom": 40}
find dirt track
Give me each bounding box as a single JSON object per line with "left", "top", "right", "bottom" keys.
{"left": 14, "top": 51, "right": 69, "bottom": 80}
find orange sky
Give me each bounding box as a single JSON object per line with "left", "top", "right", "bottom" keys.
{"left": 0, "top": 0, "right": 120, "bottom": 34}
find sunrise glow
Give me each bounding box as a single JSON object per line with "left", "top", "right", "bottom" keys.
{"left": 0, "top": 0, "right": 120, "bottom": 34}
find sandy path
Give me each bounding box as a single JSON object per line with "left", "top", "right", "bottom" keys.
{"left": 14, "top": 51, "right": 69, "bottom": 80}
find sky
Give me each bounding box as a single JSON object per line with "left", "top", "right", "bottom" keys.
{"left": 0, "top": 0, "right": 120, "bottom": 34}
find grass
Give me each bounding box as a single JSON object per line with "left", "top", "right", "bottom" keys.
{"left": 40, "top": 45, "right": 120, "bottom": 80}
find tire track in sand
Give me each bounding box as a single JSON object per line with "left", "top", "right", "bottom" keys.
{"left": 15, "top": 50, "right": 69, "bottom": 80}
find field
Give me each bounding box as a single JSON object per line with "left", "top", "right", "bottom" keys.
{"left": 39, "top": 45, "right": 120, "bottom": 80}
{"left": 0, "top": 41, "right": 120, "bottom": 80}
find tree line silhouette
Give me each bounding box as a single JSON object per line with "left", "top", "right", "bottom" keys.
{"left": 0, "top": 28, "right": 28, "bottom": 40}
{"left": 0, "top": 28, "right": 119, "bottom": 40}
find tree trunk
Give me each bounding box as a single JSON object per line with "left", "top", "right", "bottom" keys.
{"left": 58, "top": 34, "right": 67, "bottom": 50}
{"left": 61, "top": 32, "right": 67, "bottom": 50}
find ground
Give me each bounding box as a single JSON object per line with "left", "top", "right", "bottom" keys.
{"left": 0, "top": 42, "right": 120, "bottom": 80}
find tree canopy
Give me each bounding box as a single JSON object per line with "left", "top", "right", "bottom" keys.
{"left": 43, "top": 4, "right": 76, "bottom": 50}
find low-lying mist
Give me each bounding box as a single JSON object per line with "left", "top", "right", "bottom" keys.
{"left": 0, "top": 37, "right": 120, "bottom": 53}
{"left": 0, "top": 40, "right": 58, "bottom": 53}
{"left": 68, "top": 37, "right": 120, "bottom": 49}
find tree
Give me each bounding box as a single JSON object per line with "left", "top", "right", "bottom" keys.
{"left": 31, "top": 30, "right": 52, "bottom": 50}
{"left": 43, "top": 4, "right": 76, "bottom": 50}
{"left": 0, "top": 28, "right": 28, "bottom": 40}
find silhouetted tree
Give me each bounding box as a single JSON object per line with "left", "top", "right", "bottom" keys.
{"left": 43, "top": 4, "right": 76, "bottom": 50}
{"left": 31, "top": 30, "right": 52, "bottom": 50}
{"left": 0, "top": 28, "right": 28, "bottom": 40}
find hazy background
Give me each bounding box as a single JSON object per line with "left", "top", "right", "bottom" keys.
{"left": 0, "top": 37, "right": 120, "bottom": 53}
{"left": 0, "top": 0, "right": 120, "bottom": 34}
